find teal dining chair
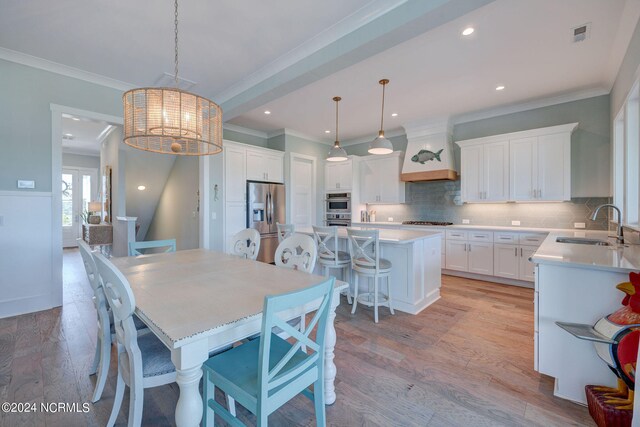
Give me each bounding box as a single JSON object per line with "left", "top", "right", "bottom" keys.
{"left": 128, "top": 239, "right": 176, "bottom": 256}
{"left": 202, "top": 277, "right": 335, "bottom": 427}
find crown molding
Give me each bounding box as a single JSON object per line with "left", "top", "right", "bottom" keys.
{"left": 452, "top": 87, "right": 610, "bottom": 125}
{"left": 214, "top": 0, "right": 409, "bottom": 103}
{"left": 223, "top": 123, "right": 268, "bottom": 139}
{"left": 267, "top": 128, "right": 332, "bottom": 145}
{"left": 1, "top": 47, "right": 134, "bottom": 92}
{"left": 341, "top": 127, "right": 405, "bottom": 147}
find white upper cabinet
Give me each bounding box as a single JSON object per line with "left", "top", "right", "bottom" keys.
{"left": 359, "top": 152, "right": 405, "bottom": 204}
{"left": 325, "top": 160, "right": 353, "bottom": 192}
{"left": 460, "top": 141, "right": 509, "bottom": 202}
{"left": 457, "top": 123, "right": 577, "bottom": 203}
{"left": 224, "top": 143, "right": 247, "bottom": 203}
{"left": 246, "top": 147, "right": 284, "bottom": 183}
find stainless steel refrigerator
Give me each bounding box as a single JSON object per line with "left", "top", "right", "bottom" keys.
{"left": 247, "top": 181, "right": 286, "bottom": 263}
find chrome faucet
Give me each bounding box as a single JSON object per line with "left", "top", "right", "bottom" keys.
{"left": 591, "top": 204, "right": 624, "bottom": 244}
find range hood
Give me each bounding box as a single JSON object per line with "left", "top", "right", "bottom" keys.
{"left": 401, "top": 119, "right": 458, "bottom": 182}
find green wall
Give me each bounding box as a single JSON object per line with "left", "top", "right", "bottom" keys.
{"left": 223, "top": 129, "right": 268, "bottom": 147}
{"left": 454, "top": 95, "right": 611, "bottom": 197}
{"left": 0, "top": 59, "right": 123, "bottom": 192}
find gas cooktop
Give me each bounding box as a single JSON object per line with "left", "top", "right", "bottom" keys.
{"left": 402, "top": 220, "right": 454, "bottom": 226}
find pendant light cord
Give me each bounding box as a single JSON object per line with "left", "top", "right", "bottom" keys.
{"left": 174, "top": 0, "right": 179, "bottom": 87}
{"left": 335, "top": 98, "right": 339, "bottom": 143}
{"left": 379, "top": 80, "right": 386, "bottom": 132}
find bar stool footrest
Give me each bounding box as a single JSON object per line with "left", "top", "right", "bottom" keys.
{"left": 356, "top": 292, "right": 391, "bottom": 307}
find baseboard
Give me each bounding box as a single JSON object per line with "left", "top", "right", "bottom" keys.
{"left": 393, "top": 288, "right": 441, "bottom": 315}
{"left": 442, "top": 270, "right": 534, "bottom": 289}
{"left": 0, "top": 293, "right": 62, "bottom": 319}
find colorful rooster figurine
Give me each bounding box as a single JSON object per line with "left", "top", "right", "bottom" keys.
{"left": 589, "top": 272, "right": 640, "bottom": 409}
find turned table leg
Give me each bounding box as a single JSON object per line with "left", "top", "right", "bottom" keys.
{"left": 324, "top": 288, "right": 341, "bottom": 405}
{"left": 172, "top": 340, "right": 208, "bottom": 427}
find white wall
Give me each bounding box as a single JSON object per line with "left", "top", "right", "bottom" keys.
{"left": 62, "top": 153, "right": 100, "bottom": 169}
{"left": 0, "top": 191, "right": 59, "bottom": 318}
{"left": 146, "top": 156, "right": 200, "bottom": 250}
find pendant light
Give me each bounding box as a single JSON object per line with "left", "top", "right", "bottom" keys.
{"left": 122, "top": 0, "right": 222, "bottom": 156}
{"left": 327, "top": 96, "right": 348, "bottom": 162}
{"left": 368, "top": 79, "right": 394, "bottom": 155}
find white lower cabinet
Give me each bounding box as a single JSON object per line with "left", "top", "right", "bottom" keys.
{"left": 445, "top": 241, "right": 468, "bottom": 271}
{"left": 468, "top": 242, "right": 493, "bottom": 275}
{"left": 224, "top": 202, "right": 246, "bottom": 253}
{"left": 445, "top": 230, "right": 493, "bottom": 275}
{"left": 494, "top": 243, "right": 538, "bottom": 281}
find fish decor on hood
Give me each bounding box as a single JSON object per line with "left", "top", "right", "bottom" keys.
{"left": 411, "top": 149, "right": 443, "bottom": 164}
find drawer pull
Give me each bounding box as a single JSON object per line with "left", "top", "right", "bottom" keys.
{"left": 474, "top": 235, "right": 484, "bottom": 238}
{"left": 526, "top": 238, "right": 538, "bottom": 241}
{"left": 499, "top": 237, "right": 511, "bottom": 240}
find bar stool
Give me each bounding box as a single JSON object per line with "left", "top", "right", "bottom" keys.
{"left": 276, "top": 223, "right": 295, "bottom": 243}
{"left": 347, "top": 228, "right": 394, "bottom": 323}
{"left": 312, "top": 225, "right": 352, "bottom": 304}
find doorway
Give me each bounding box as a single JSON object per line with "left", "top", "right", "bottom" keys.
{"left": 62, "top": 167, "right": 97, "bottom": 247}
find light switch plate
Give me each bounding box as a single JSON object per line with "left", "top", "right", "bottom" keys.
{"left": 211, "top": 212, "right": 217, "bottom": 220}
{"left": 511, "top": 220, "right": 521, "bottom": 226}
{"left": 17, "top": 180, "right": 35, "bottom": 189}
{"left": 462, "top": 219, "right": 470, "bottom": 224}
{"left": 388, "top": 217, "right": 393, "bottom": 222}
{"left": 574, "top": 222, "right": 586, "bottom": 229}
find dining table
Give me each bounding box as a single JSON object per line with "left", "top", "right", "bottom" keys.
{"left": 111, "top": 248, "right": 348, "bottom": 427}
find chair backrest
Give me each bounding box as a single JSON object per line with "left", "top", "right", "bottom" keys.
{"left": 274, "top": 234, "right": 317, "bottom": 273}
{"left": 93, "top": 252, "right": 143, "bottom": 379}
{"left": 312, "top": 225, "right": 340, "bottom": 265}
{"left": 231, "top": 228, "right": 261, "bottom": 260}
{"left": 257, "top": 277, "right": 335, "bottom": 406}
{"left": 347, "top": 228, "right": 381, "bottom": 272}
{"left": 128, "top": 239, "right": 176, "bottom": 256}
{"left": 276, "top": 223, "right": 295, "bottom": 243}
{"left": 78, "top": 239, "right": 111, "bottom": 324}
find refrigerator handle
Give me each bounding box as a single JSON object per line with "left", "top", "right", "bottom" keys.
{"left": 269, "top": 191, "right": 275, "bottom": 226}
{"left": 266, "top": 192, "right": 272, "bottom": 225}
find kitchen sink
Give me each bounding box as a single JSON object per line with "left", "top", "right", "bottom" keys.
{"left": 555, "top": 237, "right": 611, "bottom": 246}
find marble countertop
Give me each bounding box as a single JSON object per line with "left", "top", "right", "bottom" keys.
{"left": 531, "top": 230, "right": 640, "bottom": 273}
{"left": 297, "top": 226, "right": 441, "bottom": 244}
{"left": 351, "top": 222, "right": 569, "bottom": 233}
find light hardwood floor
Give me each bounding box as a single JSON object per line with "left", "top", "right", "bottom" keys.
{"left": 0, "top": 249, "right": 594, "bottom": 426}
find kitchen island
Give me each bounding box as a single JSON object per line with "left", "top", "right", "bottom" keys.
{"left": 532, "top": 230, "right": 640, "bottom": 404}
{"left": 298, "top": 227, "right": 442, "bottom": 314}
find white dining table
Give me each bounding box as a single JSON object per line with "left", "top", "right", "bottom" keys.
{"left": 111, "top": 248, "right": 347, "bottom": 427}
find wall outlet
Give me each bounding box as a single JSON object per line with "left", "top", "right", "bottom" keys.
{"left": 574, "top": 222, "right": 586, "bottom": 229}
{"left": 511, "top": 220, "right": 521, "bottom": 226}
{"left": 211, "top": 212, "right": 217, "bottom": 220}
{"left": 388, "top": 217, "right": 393, "bottom": 222}
{"left": 0, "top": 215, "right": 3, "bottom": 226}
{"left": 462, "top": 219, "right": 470, "bottom": 224}
{"left": 17, "top": 180, "right": 35, "bottom": 189}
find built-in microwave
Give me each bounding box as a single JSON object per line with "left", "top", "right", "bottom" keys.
{"left": 326, "top": 192, "right": 351, "bottom": 213}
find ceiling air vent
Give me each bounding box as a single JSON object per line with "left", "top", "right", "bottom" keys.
{"left": 572, "top": 23, "right": 591, "bottom": 43}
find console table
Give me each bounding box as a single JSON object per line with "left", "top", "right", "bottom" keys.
{"left": 83, "top": 223, "right": 113, "bottom": 255}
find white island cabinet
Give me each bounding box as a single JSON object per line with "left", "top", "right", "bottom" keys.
{"left": 532, "top": 231, "right": 640, "bottom": 404}
{"left": 298, "top": 227, "right": 442, "bottom": 314}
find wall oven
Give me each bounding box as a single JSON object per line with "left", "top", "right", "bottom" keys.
{"left": 326, "top": 192, "right": 351, "bottom": 213}
{"left": 325, "top": 214, "right": 351, "bottom": 227}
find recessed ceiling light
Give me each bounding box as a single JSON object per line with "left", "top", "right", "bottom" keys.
{"left": 391, "top": 113, "right": 398, "bottom": 117}
{"left": 137, "top": 185, "right": 146, "bottom": 191}
{"left": 495, "top": 85, "right": 505, "bottom": 91}
{"left": 264, "top": 110, "right": 271, "bottom": 115}
{"left": 71, "top": 117, "right": 80, "bottom": 121}
{"left": 462, "top": 27, "right": 475, "bottom": 36}
{"left": 324, "top": 130, "right": 331, "bottom": 134}
{"left": 64, "top": 133, "right": 73, "bottom": 137}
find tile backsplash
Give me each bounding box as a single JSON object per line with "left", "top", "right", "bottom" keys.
{"left": 366, "top": 181, "right": 611, "bottom": 230}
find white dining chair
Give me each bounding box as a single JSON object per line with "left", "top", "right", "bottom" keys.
{"left": 78, "top": 239, "right": 113, "bottom": 403}
{"left": 312, "top": 225, "right": 352, "bottom": 304}
{"left": 128, "top": 239, "right": 176, "bottom": 256}
{"left": 276, "top": 222, "right": 295, "bottom": 243}
{"left": 347, "top": 228, "right": 394, "bottom": 323}
{"left": 230, "top": 228, "right": 261, "bottom": 260}
{"left": 93, "top": 252, "right": 177, "bottom": 427}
